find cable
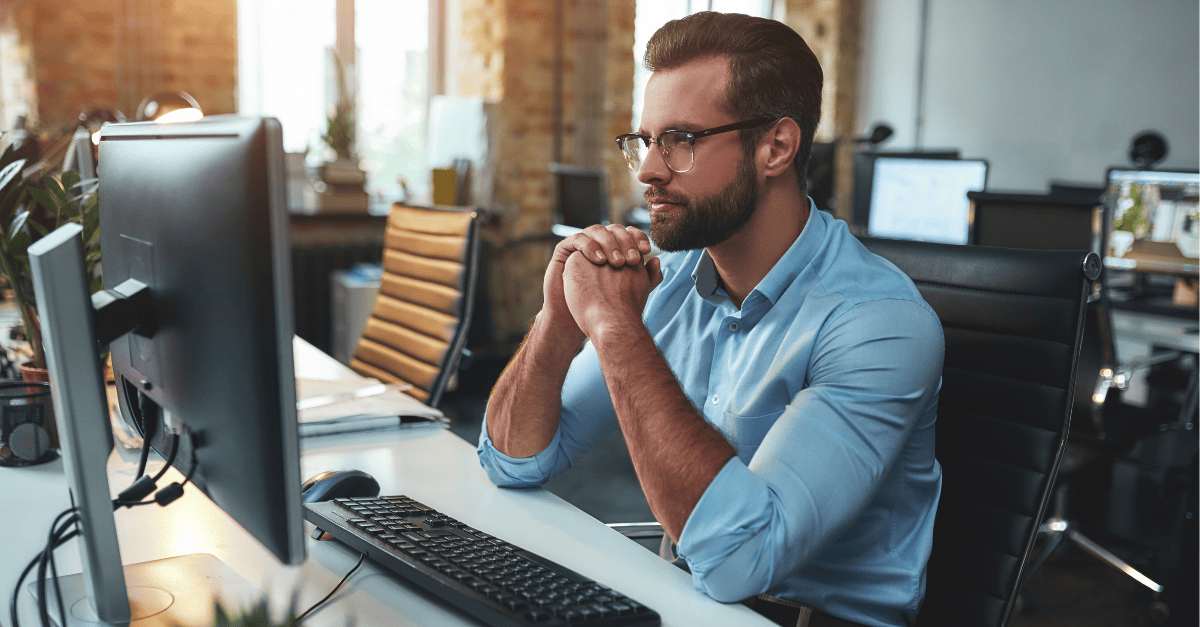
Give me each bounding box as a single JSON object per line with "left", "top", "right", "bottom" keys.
{"left": 37, "top": 514, "right": 78, "bottom": 627}
{"left": 134, "top": 391, "right": 154, "bottom": 479}
{"left": 148, "top": 433, "right": 179, "bottom": 484}
{"left": 294, "top": 552, "right": 366, "bottom": 623}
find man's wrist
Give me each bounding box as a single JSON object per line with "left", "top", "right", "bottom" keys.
{"left": 533, "top": 310, "right": 587, "bottom": 353}
{"left": 588, "top": 310, "right": 648, "bottom": 350}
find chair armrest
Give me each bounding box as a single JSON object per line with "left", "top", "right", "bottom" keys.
{"left": 606, "top": 522, "right": 664, "bottom": 540}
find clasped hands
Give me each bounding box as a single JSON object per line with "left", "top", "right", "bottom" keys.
{"left": 543, "top": 225, "right": 663, "bottom": 341}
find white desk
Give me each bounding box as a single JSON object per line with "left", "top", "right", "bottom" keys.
{"left": 1, "top": 340, "right": 768, "bottom": 626}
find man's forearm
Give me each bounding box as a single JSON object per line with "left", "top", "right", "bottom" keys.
{"left": 486, "top": 311, "right": 585, "bottom": 458}
{"left": 590, "top": 317, "right": 735, "bottom": 542}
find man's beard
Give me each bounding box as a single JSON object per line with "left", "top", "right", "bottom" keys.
{"left": 645, "top": 153, "right": 759, "bottom": 252}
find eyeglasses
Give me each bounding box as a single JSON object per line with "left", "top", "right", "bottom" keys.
{"left": 615, "top": 117, "right": 777, "bottom": 174}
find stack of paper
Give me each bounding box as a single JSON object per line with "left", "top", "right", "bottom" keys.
{"left": 296, "top": 377, "right": 447, "bottom": 437}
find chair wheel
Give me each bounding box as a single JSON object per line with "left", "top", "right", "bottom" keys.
{"left": 1148, "top": 601, "right": 1170, "bottom": 624}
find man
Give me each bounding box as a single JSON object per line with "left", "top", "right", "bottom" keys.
{"left": 478, "top": 11, "right": 943, "bottom": 627}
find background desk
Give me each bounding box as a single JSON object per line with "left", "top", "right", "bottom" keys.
{"left": 1, "top": 342, "right": 768, "bottom": 627}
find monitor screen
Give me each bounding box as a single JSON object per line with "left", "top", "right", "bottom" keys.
{"left": 550, "top": 163, "right": 608, "bottom": 228}
{"left": 866, "top": 157, "right": 988, "bottom": 245}
{"left": 99, "top": 116, "right": 305, "bottom": 565}
{"left": 1105, "top": 168, "right": 1200, "bottom": 274}
{"left": 852, "top": 150, "right": 959, "bottom": 228}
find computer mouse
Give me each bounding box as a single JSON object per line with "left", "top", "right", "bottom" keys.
{"left": 301, "top": 469, "right": 381, "bottom": 503}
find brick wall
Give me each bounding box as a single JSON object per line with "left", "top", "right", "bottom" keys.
{"left": 783, "top": 0, "right": 861, "bottom": 223}
{"left": 8, "top": 0, "right": 236, "bottom": 131}
{"left": 457, "top": 0, "right": 636, "bottom": 342}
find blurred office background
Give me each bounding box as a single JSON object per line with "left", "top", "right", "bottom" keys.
{"left": 0, "top": 1, "right": 1195, "bottom": 625}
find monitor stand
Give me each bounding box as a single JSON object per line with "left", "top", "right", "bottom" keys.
{"left": 28, "top": 225, "right": 263, "bottom": 626}
{"left": 29, "top": 554, "right": 261, "bottom": 627}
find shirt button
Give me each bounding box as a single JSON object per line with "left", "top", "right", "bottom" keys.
{"left": 728, "top": 321, "right": 739, "bottom": 332}
{"left": 712, "top": 394, "right": 720, "bottom": 404}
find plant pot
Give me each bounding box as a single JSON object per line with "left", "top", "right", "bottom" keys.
{"left": 18, "top": 362, "right": 59, "bottom": 450}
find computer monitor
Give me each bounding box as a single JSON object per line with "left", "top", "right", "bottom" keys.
{"left": 550, "top": 162, "right": 609, "bottom": 230}
{"left": 970, "top": 191, "right": 1102, "bottom": 252}
{"left": 27, "top": 115, "right": 304, "bottom": 625}
{"left": 866, "top": 157, "right": 987, "bottom": 245}
{"left": 1103, "top": 168, "right": 1200, "bottom": 275}
{"left": 852, "top": 150, "right": 959, "bottom": 229}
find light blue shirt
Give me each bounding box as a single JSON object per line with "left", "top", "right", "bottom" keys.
{"left": 478, "top": 205, "right": 944, "bottom": 627}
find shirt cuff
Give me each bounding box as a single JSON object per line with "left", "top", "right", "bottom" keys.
{"left": 476, "top": 415, "right": 567, "bottom": 487}
{"left": 676, "top": 457, "right": 773, "bottom": 577}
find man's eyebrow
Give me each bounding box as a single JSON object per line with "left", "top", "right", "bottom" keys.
{"left": 638, "top": 121, "right": 703, "bottom": 135}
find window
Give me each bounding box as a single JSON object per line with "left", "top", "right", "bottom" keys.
{"left": 238, "top": 0, "right": 430, "bottom": 206}
{"left": 356, "top": 0, "right": 429, "bottom": 203}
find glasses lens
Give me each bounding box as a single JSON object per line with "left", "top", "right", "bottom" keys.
{"left": 660, "top": 132, "right": 693, "bottom": 173}
{"left": 619, "top": 136, "right": 646, "bottom": 172}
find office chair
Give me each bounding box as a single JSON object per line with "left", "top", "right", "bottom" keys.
{"left": 349, "top": 203, "right": 485, "bottom": 407}
{"left": 971, "top": 189, "right": 1196, "bottom": 609}
{"left": 610, "top": 238, "right": 1099, "bottom": 627}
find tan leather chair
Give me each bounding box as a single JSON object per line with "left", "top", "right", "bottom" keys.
{"left": 349, "top": 203, "right": 484, "bottom": 407}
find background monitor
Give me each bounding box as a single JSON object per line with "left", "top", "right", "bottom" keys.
{"left": 1103, "top": 168, "right": 1200, "bottom": 275}
{"left": 866, "top": 157, "right": 987, "bottom": 245}
{"left": 550, "top": 162, "right": 609, "bottom": 229}
{"left": 101, "top": 115, "right": 305, "bottom": 564}
{"left": 969, "top": 191, "right": 1101, "bottom": 252}
{"left": 852, "top": 150, "right": 959, "bottom": 229}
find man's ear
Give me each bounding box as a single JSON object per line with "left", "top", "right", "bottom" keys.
{"left": 760, "top": 117, "right": 802, "bottom": 179}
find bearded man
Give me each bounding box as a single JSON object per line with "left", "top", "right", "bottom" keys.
{"left": 478, "top": 12, "right": 944, "bottom": 627}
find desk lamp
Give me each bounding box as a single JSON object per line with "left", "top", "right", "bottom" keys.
{"left": 1130, "top": 131, "right": 1168, "bottom": 169}
{"left": 136, "top": 92, "right": 203, "bottom": 124}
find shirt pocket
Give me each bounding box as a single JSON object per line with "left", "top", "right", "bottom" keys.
{"left": 722, "top": 407, "right": 785, "bottom": 464}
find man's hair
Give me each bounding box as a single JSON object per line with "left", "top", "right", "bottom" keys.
{"left": 644, "top": 11, "right": 823, "bottom": 193}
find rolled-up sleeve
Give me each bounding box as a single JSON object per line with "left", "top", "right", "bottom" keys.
{"left": 676, "top": 299, "right": 944, "bottom": 601}
{"left": 477, "top": 340, "right": 621, "bottom": 488}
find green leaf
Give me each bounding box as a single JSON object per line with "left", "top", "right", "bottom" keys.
{"left": 27, "top": 218, "right": 48, "bottom": 237}
{"left": 26, "top": 186, "right": 58, "bottom": 215}
{"left": 0, "top": 158, "right": 27, "bottom": 192}
{"left": 89, "top": 274, "right": 103, "bottom": 294}
{"left": 83, "top": 197, "right": 100, "bottom": 235}
{"left": 8, "top": 210, "right": 28, "bottom": 243}
{"left": 8, "top": 230, "right": 30, "bottom": 264}
{"left": 42, "top": 174, "right": 66, "bottom": 202}
{"left": 60, "top": 170, "right": 81, "bottom": 192}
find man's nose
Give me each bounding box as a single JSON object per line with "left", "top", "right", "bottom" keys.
{"left": 636, "top": 142, "right": 672, "bottom": 186}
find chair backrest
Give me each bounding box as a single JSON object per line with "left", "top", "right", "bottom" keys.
{"left": 350, "top": 203, "right": 484, "bottom": 407}
{"left": 860, "top": 237, "right": 1100, "bottom": 627}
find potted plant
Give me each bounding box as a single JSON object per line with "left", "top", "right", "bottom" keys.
{"left": 0, "top": 143, "right": 101, "bottom": 380}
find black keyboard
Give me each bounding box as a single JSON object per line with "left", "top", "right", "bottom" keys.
{"left": 304, "top": 496, "right": 661, "bottom": 626}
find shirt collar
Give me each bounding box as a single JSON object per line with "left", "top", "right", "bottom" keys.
{"left": 689, "top": 197, "right": 827, "bottom": 312}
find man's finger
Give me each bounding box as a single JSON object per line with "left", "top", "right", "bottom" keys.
{"left": 581, "top": 225, "right": 629, "bottom": 266}
{"left": 647, "top": 256, "right": 664, "bottom": 291}
{"left": 626, "top": 226, "right": 653, "bottom": 255}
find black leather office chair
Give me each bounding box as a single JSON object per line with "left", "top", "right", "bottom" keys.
{"left": 610, "top": 238, "right": 1099, "bottom": 627}
{"left": 860, "top": 238, "right": 1099, "bottom": 627}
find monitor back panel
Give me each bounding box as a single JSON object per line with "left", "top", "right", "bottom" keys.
{"left": 973, "top": 197, "right": 1099, "bottom": 252}
{"left": 552, "top": 165, "right": 608, "bottom": 228}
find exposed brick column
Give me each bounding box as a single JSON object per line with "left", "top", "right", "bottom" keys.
{"left": 783, "top": 0, "right": 861, "bottom": 224}
{"left": 456, "top": 0, "right": 635, "bottom": 342}
{"left": 11, "top": 0, "right": 236, "bottom": 130}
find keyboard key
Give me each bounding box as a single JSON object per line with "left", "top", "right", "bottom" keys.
{"left": 524, "top": 609, "right": 552, "bottom": 623}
